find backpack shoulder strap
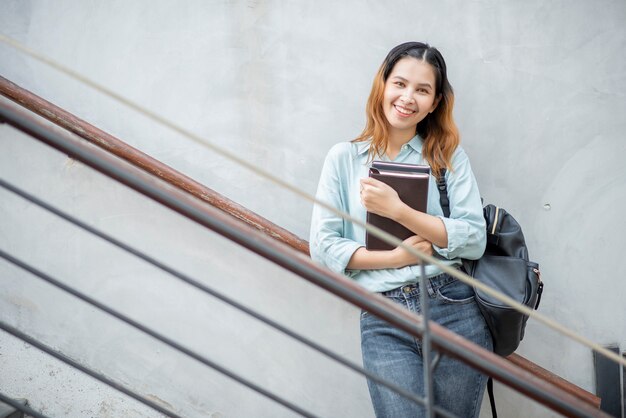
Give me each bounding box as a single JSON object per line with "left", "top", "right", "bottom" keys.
{"left": 437, "top": 169, "right": 450, "bottom": 218}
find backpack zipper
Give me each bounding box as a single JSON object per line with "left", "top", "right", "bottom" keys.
{"left": 491, "top": 206, "right": 500, "bottom": 235}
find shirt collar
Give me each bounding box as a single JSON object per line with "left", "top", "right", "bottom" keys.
{"left": 356, "top": 141, "right": 371, "bottom": 156}
{"left": 356, "top": 135, "right": 423, "bottom": 156}
{"left": 406, "top": 135, "right": 424, "bottom": 154}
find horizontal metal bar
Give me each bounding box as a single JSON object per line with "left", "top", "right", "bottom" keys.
{"left": 0, "top": 320, "right": 181, "bottom": 418}
{"left": 0, "top": 178, "right": 456, "bottom": 418}
{"left": 0, "top": 98, "right": 610, "bottom": 418}
{"left": 507, "top": 353, "right": 601, "bottom": 408}
{"left": 0, "top": 392, "right": 49, "bottom": 418}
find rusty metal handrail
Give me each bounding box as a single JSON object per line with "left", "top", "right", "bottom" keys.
{"left": 0, "top": 97, "right": 608, "bottom": 418}
{"left": 0, "top": 75, "right": 602, "bottom": 411}
{"left": 0, "top": 76, "right": 308, "bottom": 255}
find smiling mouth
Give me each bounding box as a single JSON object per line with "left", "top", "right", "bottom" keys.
{"left": 394, "top": 105, "right": 416, "bottom": 116}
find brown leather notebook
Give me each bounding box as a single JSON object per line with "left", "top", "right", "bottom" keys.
{"left": 365, "top": 161, "right": 430, "bottom": 251}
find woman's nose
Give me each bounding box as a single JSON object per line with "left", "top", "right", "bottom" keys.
{"left": 401, "top": 91, "right": 415, "bottom": 103}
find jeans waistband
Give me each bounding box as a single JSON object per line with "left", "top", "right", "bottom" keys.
{"left": 381, "top": 273, "right": 456, "bottom": 298}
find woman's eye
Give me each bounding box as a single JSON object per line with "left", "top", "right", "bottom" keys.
{"left": 395, "top": 82, "right": 405, "bottom": 87}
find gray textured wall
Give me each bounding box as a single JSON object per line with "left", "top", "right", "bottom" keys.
{"left": 1, "top": 1, "right": 625, "bottom": 417}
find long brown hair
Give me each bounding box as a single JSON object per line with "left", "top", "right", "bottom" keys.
{"left": 353, "top": 42, "right": 459, "bottom": 178}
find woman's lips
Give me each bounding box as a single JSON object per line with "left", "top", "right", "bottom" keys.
{"left": 394, "top": 104, "right": 416, "bottom": 118}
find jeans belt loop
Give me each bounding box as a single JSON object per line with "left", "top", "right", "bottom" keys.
{"left": 426, "top": 272, "right": 447, "bottom": 297}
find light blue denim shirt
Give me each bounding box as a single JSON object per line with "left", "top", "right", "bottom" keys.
{"left": 309, "top": 135, "right": 486, "bottom": 293}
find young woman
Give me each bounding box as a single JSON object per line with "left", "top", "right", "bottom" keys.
{"left": 310, "top": 42, "right": 491, "bottom": 417}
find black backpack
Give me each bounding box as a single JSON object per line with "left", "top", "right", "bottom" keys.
{"left": 438, "top": 171, "right": 544, "bottom": 417}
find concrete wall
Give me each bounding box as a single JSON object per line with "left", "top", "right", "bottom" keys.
{"left": 1, "top": 0, "right": 625, "bottom": 416}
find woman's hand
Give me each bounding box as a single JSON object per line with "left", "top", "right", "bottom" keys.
{"left": 390, "top": 235, "right": 433, "bottom": 268}
{"left": 360, "top": 177, "right": 405, "bottom": 220}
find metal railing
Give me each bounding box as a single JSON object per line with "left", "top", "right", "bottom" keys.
{"left": 0, "top": 74, "right": 604, "bottom": 411}
{"left": 0, "top": 96, "right": 610, "bottom": 417}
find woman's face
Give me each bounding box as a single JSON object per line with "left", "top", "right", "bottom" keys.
{"left": 382, "top": 57, "right": 439, "bottom": 140}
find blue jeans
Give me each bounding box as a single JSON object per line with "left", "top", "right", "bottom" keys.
{"left": 360, "top": 273, "right": 492, "bottom": 418}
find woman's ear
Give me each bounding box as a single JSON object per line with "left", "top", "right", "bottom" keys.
{"left": 430, "top": 94, "right": 442, "bottom": 113}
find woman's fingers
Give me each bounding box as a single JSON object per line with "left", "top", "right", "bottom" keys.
{"left": 403, "top": 235, "right": 423, "bottom": 244}
{"left": 391, "top": 235, "right": 433, "bottom": 268}
{"left": 400, "top": 235, "right": 433, "bottom": 258}
{"left": 360, "top": 177, "right": 382, "bottom": 188}
{"left": 360, "top": 178, "right": 401, "bottom": 218}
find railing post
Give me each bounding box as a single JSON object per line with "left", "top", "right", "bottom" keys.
{"left": 419, "top": 263, "right": 435, "bottom": 418}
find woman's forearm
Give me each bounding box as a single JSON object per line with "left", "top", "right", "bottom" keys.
{"left": 394, "top": 203, "right": 448, "bottom": 248}
{"left": 347, "top": 247, "right": 401, "bottom": 270}
{"left": 347, "top": 234, "right": 434, "bottom": 270}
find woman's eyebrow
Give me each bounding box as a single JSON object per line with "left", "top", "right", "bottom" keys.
{"left": 391, "top": 76, "right": 432, "bottom": 88}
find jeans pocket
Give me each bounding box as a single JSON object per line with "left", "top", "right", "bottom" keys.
{"left": 436, "top": 279, "right": 475, "bottom": 304}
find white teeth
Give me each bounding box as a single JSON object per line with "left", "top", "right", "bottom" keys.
{"left": 395, "top": 105, "right": 415, "bottom": 115}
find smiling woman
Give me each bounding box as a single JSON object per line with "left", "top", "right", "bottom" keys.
{"left": 382, "top": 59, "right": 440, "bottom": 155}
{"left": 309, "top": 42, "right": 489, "bottom": 417}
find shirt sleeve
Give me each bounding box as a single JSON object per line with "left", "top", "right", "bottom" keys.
{"left": 309, "top": 146, "right": 362, "bottom": 276}
{"left": 433, "top": 148, "right": 486, "bottom": 260}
